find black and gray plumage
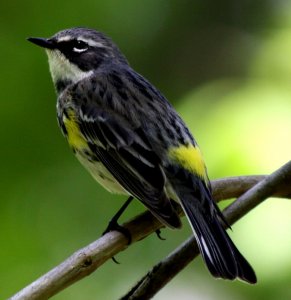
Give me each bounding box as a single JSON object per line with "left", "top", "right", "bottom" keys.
{"left": 28, "top": 27, "right": 256, "bottom": 284}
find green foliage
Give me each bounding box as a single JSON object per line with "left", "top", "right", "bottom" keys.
{"left": 1, "top": 1, "right": 291, "bottom": 299}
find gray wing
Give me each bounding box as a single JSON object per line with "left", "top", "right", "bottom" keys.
{"left": 70, "top": 79, "right": 181, "bottom": 228}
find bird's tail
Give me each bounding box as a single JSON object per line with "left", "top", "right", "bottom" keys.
{"left": 173, "top": 180, "right": 257, "bottom": 284}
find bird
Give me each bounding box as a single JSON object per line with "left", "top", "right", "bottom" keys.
{"left": 28, "top": 27, "right": 256, "bottom": 284}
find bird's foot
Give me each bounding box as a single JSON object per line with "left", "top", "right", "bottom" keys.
{"left": 102, "top": 219, "right": 132, "bottom": 264}
{"left": 155, "top": 229, "right": 166, "bottom": 241}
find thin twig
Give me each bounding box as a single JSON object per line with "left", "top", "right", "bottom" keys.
{"left": 8, "top": 170, "right": 290, "bottom": 300}
{"left": 120, "top": 161, "right": 291, "bottom": 299}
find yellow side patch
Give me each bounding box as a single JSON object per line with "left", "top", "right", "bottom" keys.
{"left": 168, "top": 144, "right": 207, "bottom": 180}
{"left": 63, "top": 110, "right": 87, "bottom": 149}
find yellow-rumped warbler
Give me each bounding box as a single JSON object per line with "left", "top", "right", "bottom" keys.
{"left": 28, "top": 27, "right": 256, "bottom": 283}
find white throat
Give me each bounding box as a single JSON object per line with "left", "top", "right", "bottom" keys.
{"left": 46, "top": 49, "right": 93, "bottom": 85}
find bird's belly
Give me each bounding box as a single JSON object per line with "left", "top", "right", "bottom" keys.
{"left": 75, "top": 151, "right": 128, "bottom": 195}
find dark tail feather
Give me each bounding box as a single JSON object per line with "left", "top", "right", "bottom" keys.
{"left": 180, "top": 195, "right": 257, "bottom": 284}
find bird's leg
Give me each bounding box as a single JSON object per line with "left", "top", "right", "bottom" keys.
{"left": 102, "top": 196, "right": 165, "bottom": 263}
{"left": 102, "top": 196, "right": 134, "bottom": 244}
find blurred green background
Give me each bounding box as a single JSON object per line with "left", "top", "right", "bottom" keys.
{"left": 1, "top": 1, "right": 291, "bottom": 299}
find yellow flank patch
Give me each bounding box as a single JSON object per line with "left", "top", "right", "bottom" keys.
{"left": 63, "top": 110, "right": 87, "bottom": 149}
{"left": 168, "top": 144, "right": 207, "bottom": 180}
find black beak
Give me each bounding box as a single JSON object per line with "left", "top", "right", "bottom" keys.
{"left": 27, "top": 37, "right": 55, "bottom": 49}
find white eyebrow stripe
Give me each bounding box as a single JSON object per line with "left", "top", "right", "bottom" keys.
{"left": 78, "top": 37, "right": 106, "bottom": 48}
{"left": 57, "top": 35, "right": 72, "bottom": 42}
{"left": 57, "top": 35, "right": 106, "bottom": 48}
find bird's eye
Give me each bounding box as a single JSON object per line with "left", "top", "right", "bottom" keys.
{"left": 72, "top": 40, "right": 88, "bottom": 53}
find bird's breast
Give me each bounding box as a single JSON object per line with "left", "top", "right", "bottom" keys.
{"left": 58, "top": 107, "right": 127, "bottom": 195}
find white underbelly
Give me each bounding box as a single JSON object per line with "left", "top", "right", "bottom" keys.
{"left": 75, "top": 152, "right": 128, "bottom": 195}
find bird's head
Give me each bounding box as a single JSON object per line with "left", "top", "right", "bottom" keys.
{"left": 28, "top": 27, "right": 127, "bottom": 91}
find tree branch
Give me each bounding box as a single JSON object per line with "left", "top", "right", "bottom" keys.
{"left": 120, "top": 161, "right": 291, "bottom": 299}
{"left": 8, "top": 163, "right": 291, "bottom": 300}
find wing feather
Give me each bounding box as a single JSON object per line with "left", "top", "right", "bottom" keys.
{"left": 76, "top": 106, "right": 180, "bottom": 228}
